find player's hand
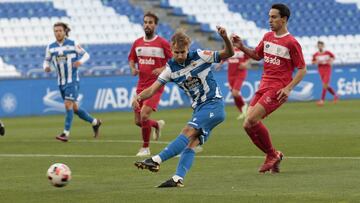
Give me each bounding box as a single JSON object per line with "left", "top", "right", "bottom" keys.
{"left": 131, "top": 95, "right": 140, "bottom": 109}
{"left": 131, "top": 68, "right": 139, "bottom": 76}
{"left": 231, "top": 34, "right": 244, "bottom": 49}
{"left": 276, "top": 87, "right": 291, "bottom": 103}
{"left": 73, "top": 61, "right": 82, "bottom": 68}
{"left": 216, "top": 26, "right": 228, "bottom": 39}
{"left": 152, "top": 68, "right": 163, "bottom": 76}
{"left": 44, "top": 67, "right": 51, "bottom": 72}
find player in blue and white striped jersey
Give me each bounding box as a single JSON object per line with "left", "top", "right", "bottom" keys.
{"left": 43, "top": 22, "right": 101, "bottom": 142}
{"left": 133, "top": 26, "right": 234, "bottom": 187}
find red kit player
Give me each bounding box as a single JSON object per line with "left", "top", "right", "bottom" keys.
{"left": 232, "top": 4, "right": 307, "bottom": 173}
{"left": 312, "top": 41, "right": 338, "bottom": 106}
{"left": 128, "top": 12, "right": 172, "bottom": 156}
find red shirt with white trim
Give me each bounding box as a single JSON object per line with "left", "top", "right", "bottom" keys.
{"left": 312, "top": 51, "right": 335, "bottom": 69}
{"left": 255, "top": 32, "right": 305, "bottom": 89}
{"left": 128, "top": 35, "right": 172, "bottom": 91}
{"left": 227, "top": 48, "right": 249, "bottom": 79}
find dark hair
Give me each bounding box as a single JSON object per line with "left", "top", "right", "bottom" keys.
{"left": 143, "top": 11, "right": 159, "bottom": 24}
{"left": 317, "top": 41, "right": 324, "bottom": 45}
{"left": 171, "top": 29, "right": 191, "bottom": 48}
{"left": 271, "top": 3, "right": 290, "bottom": 21}
{"left": 53, "top": 22, "right": 71, "bottom": 37}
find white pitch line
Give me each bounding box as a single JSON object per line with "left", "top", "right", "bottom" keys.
{"left": 5, "top": 139, "right": 170, "bottom": 144}
{"left": 0, "top": 154, "right": 360, "bottom": 160}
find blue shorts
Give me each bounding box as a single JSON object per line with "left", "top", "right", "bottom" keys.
{"left": 59, "top": 83, "right": 79, "bottom": 102}
{"left": 187, "top": 99, "right": 225, "bottom": 145}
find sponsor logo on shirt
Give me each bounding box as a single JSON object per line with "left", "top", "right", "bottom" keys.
{"left": 184, "top": 76, "right": 201, "bottom": 91}
{"left": 139, "top": 58, "right": 155, "bottom": 65}
{"left": 264, "top": 55, "right": 280, "bottom": 65}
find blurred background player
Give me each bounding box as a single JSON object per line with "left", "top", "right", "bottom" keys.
{"left": 312, "top": 41, "right": 338, "bottom": 106}
{"left": 0, "top": 120, "right": 4, "bottom": 136}
{"left": 43, "top": 22, "right": 102, "bottom": 142}
{"left": 232, "top": 3, "right": 306, "bottom": 173}
{"left": 128, "top": 12, "right": 172, "bottom": 157}
{"left": 133, "top": 26, "right": 234, "bottom": 188}
{"left": 215, "top": 46, "right": 250, "bottom": 119}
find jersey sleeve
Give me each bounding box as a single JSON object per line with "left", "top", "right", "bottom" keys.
{"left": 327, "top": 51, "right": 335, "bottom": 59}
{"left": 197, "top": 49, "right": 221, "bottom": 63}
{"left": 128, "top": 42, "right": 138, "bottom": 63}
{"left": 290, "top": 40, "right": 306, "bottom": 69}
{"left": 163, "top": 40, "right": 172, "bottom": 60}
{"left": 312, "top": 53, "right": 317, "bottom": 63}
{"left": 157, "top": 64, "right": 171, "bottom": 84}
{"left": 254, "top": 35, "right": 265, "bottom": 58}
{"left": 74, "top": 41, "right": 86, "bottom": 55}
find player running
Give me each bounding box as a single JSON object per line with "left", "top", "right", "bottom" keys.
{"left": 312, "top": 41, "right": 338, "bottom": 106}
{"left": 43, "top": 22, "right": 102, "bottom": 142}
{"left": 232, "top": 3, "right": 307, "bottom": 173}
{"left": 215, "top": 47, "right": 250, "bottom": 119}
{"left": 133, "top": 26, "right": 234, "bottom": 187}
{"left": 128, "top": 12, "right": 172, "bottom": 157}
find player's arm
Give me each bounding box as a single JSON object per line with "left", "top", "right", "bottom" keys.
{"left": 215, "top": 60, "right": 225, "bottom": 71}
{"left": 132, "top": 81, "right": 164, "bottom": 109}
{"left": 129, "top": 60, "right": 139, "bottom": 76}
{"left": 73, "top": 43, "right": 90, "bottom": 68}
{"left": 43, "top": 45, "right": 51, "bottom": 72}
{"left": 312, "top": 54, "right": 318, "bottom": 65}
{"left": 217, "top": 26, "right": 234, "bottom": 60}
{"left": 239, "top": 58, "right": 251, "bottom": 69}
{"left": 328, "top": 52, "right": 335, "bottom": 65}
{"left": 231, "top": 34, "right": 262, "bottom": 61}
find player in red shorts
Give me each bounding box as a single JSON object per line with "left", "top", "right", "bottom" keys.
{"left": 128, "top": 12, "right": 172, "bottom": 156}
{"left": 216, "top": 47, "right": 250, "bottom": 119}
{"left": 232, "top": 3, "right": 307, "bottom": 173}
{"left": 312, "top": 41, "right": 338, "bottom": 106}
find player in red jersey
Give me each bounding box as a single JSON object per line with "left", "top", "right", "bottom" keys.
{"left": 232, "top": 4, "right": 307, "bottom": 173}
{"left": 216, "top": 47, "right": 250, "bottom": 119}
{"left": 128, "top": 12, "right": 172, "bottom": 157}
{"left": 312, "top": 41, "right": 338, "bottom": 106}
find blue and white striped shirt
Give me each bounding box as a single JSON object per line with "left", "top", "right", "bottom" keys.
{"left": 43, "top": 38, "right": 89, "bottom": 86}
{"left": 158, "top": 49, "right": 222, "bottom": 108}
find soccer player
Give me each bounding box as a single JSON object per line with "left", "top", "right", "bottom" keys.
{"left": 312, "top": 41, "right": 338, "bottom": 106}
{"left": 43, "top": 22, "right": 102, "bottom": 142}
{"left": 133, "top": 26, "right": 234, "bottom": 187}
{"left": 232, "top": 3, "right": 307, "bottom": 173}
{"left": 128, "top": 12, "right": 172, "bottom": 157}
{"left": 0, "top": 120, "right": 5, "bottom": 136}
{"left": 215, "top": 47, "right": 250, "bottom": 119}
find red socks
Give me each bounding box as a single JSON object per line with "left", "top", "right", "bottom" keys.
{"left": 141, "top": 119, "right": 159, "bottom": 148}
{"left": 234, "top": 96, "right": 245, "bottom": 112}
{"left": 245, "top": 122, "right": 276, "bottom": 156}
{"left": 327, "top": 87, "right": 336, "bottom": 96}
{"left": 321, "top": 88, "right": 326, "bottom": 100}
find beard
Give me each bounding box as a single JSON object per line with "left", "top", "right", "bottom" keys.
{"left": 144, "top": 28, "right": 154, "bottom": 38}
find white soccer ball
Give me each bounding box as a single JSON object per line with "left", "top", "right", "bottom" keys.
{"left": 47, "top": 163, "right": 72, "bottom": 187}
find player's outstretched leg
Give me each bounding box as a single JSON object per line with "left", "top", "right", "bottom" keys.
{"left": 0, "top": 120, "right": 5, "bottom": 136}
{"left": 75, "top": 107, "right": 101, "bottom": 138}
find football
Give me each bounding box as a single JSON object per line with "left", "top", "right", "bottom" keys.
{"left": 47, "top": 163, "right": 72, "bottom": 187}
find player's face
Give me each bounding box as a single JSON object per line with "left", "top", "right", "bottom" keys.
{"left": 268, "top": 9, "right": 286, "bottom": 32}
{"left": 54, "top": 26, "right": 66, "bottom": 42}
{"left": 172, "top": 44, "right": 189, "bottom": 64}
{"left": 143, "top": 16, "right": 157, "bottom": 36}
{"left": 317, "top": 43, "right": 324, "bottom": 51}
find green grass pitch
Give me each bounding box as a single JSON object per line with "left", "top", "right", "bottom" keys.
{"left": 0, "top": 100, "right": 359, "bottom": 203}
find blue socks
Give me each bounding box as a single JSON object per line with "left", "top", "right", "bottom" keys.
{"left": 158, "top": 134, "right": 189, "bottom": 162}
{"left": 175, "top": 148, "right": 195, "bottom": 179}
{"left": 64, "top": 109, "right": 74, "bottom": 133}
{"left": 75, "top": 107, "right": 94, "bottom": 123}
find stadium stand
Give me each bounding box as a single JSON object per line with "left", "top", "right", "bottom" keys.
{"left": 0, "top": 0, "right": 360, "bottom": 78}
{"left": 166, "top": 0, "right": 360, "bottom": 65}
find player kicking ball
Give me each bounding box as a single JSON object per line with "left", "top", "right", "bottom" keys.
{"left": 133, "top": 26, "right": 234, "bottom": 187}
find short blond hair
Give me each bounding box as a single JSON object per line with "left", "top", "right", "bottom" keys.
{"left": 171, "top": 29, "right": 191, "bottom": 48}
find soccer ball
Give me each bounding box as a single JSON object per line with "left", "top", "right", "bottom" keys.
{"left": 47, "top": 163, "right": 72, "bottom": 187}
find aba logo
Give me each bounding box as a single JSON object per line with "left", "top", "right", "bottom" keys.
{"left": 289, "top": 81, "right": 314, "bottom": 101}
{"left": 184, "top": 76, "right": 201, "bottom": 91}
{"left": 1, "top": 93, "right": 17, "bottom": 113}
{"left": 43, "top": 88, "right": 83, "bottom": 113}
